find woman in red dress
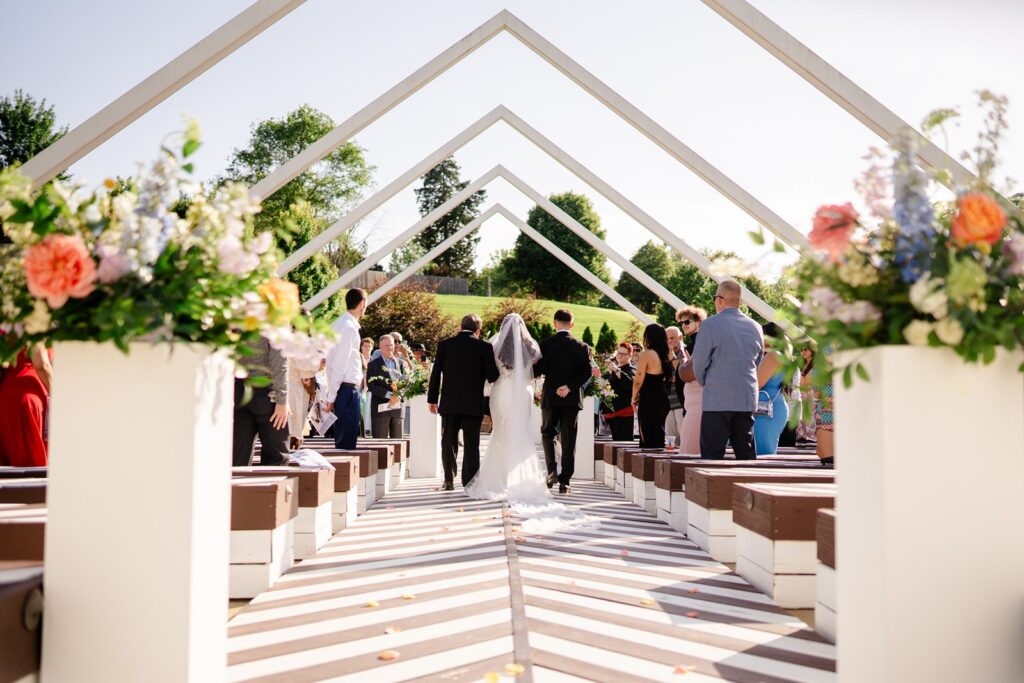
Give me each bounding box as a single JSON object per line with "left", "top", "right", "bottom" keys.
{"left": 0, "top": 344, "right": 52, "bottom": 466}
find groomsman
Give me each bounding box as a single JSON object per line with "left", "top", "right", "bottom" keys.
{"left": 366, "top": 334, "right": 410, "bottom": 438}
{"left": 534, "top": 309, "right": 593, "bottom": 494}
{"left": 325, "top": 288, "right": 367, "bottom": 450}
{"left": 427, "top": 314, "right": 500, "bottom": 491}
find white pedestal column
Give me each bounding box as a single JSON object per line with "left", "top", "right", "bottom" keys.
{"left": 42, "top": 342, "right": 233, "bottom": 683}
{"left": 574, "top": 396, "right": 595, "bottom": 479}
{"left": 408, "top": 395, "right": 442, "bottom": 478}
{"left": 835, "top": 346, "right": 1024, "bottom": 683}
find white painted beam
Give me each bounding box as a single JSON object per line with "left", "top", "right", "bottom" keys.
{"left": 20, "top": 0, "right": 306, "bottom": 187}
{"left": 366, "top": 206, "right": 501, "bottom": 304}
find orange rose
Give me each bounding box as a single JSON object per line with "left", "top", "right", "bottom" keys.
{"left": 951, "top": 193, "right": 1005, "bottom": 247}
{"left": 258, "top": 278, "right": 300, "bottom": 325}
{"left": 24, "top": 233, "right": 97, "bottom": 308}
{"left": 809, "top": 203, "right": 858, "bottom": 263}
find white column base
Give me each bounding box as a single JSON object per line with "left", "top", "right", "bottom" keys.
{"left": 574, "top": 397, "right": 595, "bottom": 479}
{"left": 408, "top": 395, "right": 443, "bottom": 479}
{"left": 816, "top": 562, "right": 837, "bottom": 643}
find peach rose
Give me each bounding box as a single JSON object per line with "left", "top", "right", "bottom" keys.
{"left": 258, "top": 278, "right": 300, "bottom": 325}
{"left": 809, "top": 203, "right": 859, "bottom": 263}
{"left": 952, "top": 193, "right": 1005, "bottom": 247}
{"left": 24, "top": 233, "right": 97, "bottom": 308}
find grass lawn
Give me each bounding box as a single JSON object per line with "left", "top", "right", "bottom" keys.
{"left": 433, "top": 293, "right": 640, "bottom": 341}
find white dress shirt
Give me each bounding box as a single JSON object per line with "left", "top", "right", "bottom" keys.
{"left": 326, "top": 311, "right": 363, "bottom": 401}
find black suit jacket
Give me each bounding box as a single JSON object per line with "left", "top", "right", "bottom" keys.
{"left": 367, "top": 355, "right": 410, "bottom": 415}
{"left": 427, "top": 331, "right": 500, "bottom": 416}
{"left": 534, "top": 331, "right": 593, "bottom": 410}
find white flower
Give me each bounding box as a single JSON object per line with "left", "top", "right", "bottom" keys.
{"left": 84, "top": 203, "right": 102, "bottom": 224}
{"left": 834, "top": 300, "right": 882, "bottom": 324}
{"left": 709, "top": 256, "right": 754, "bottom": 278}
{"left": 24, "top": 300, "right": 51, "bottom": 334}
{"left": 217, "top": 236, "right": 260, "bottom": 275}
{"left": 903, "top": 320, "right": 934, "bottom": 346}
{"left": 934, "top": 318, "right": 965, "bottom": 346}
{"left": 251, "top": 231, "right": 273, "bottom": 255}
{"left": 909, "top": 274, "right": 948, "bottom": 319}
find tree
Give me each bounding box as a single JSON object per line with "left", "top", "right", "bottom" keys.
{"left": 503, "top": 192, "right": 610, "bottom": 303}
{"left": 0, "top": 90, "right": 68, "bottom": 172}
{"left": 596, "top": 322, "right": 618, "bottom": 354}
{"left": 360, "top": 284, "right": 458, "bottom": 356}
{"left": 481, "top": 295, "right": 546, "bottom": 338}
{"left": 388, "top": 241, "right": 427, "bottom": 274}
{"left": 581, "top": 326, "right": 594, "bottom": 347}
{"left": 655, "top": 251, "right": 719, "bottom": 326}
{"left": 615, "top": 240, "right": 674, "bottom": 313}
{"left": 413, "top": 157, "right": 486, "bottom": 278}
{"left": 469, "top": 248, "right": 522, "bottom": 296}
{"left": 285, "top": 202, "right": 344, "bottom": 321}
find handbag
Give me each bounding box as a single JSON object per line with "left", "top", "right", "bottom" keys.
{"left": 755, "top": 387, "right": 782, "bottom": 418}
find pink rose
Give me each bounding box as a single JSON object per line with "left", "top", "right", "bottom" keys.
{"left": 24, "top": 234, "right": 98, "bottom": 308}
{"left": 809, "top": 203, "right": 859, "bottom": 262}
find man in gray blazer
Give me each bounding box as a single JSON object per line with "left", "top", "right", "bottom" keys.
{"left": 687, "top": 280, "right": 764, "bottom": 459}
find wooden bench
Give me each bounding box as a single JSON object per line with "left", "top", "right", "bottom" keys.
{"left": 318, "top": 449, "right": 377, "bottom": 513}
{"left": 732, "top": 482, "right": 837, "bottom": 608}
{"left": 359, "top": 443, "right": 396, "bottom": 498}
{"left": 630, "top": 452, "right": 679, "bottom": 514}
{"left": 0, "top": 561, "right": 43, "bottom": 683}
{"left": 815, "top": 508, "right": 837, "bottom": 642}
{"left": 0, "top": 505, "right": 47, "bottom": 562}
{"left": 359, "top": 438, "right": 408, "bottom": 487}
{"left": 320, "top": 455, "right": 360, "bottom": 532}
{"left": 685, "top": 467, "right": 834, "bottom": 562}
{"left": 614, "top": 446, "right": 666, "bottom": 499}
{"left": 229, "top": 477, "right": 298, "bottom": 599}
{"left": 231, "top": 468, "right": 333, "bottom": 558}
{"left": 655, "top": 458, "right": 826, "bottom": 533}
{"left": 0, "top": 467, "right": 47, "bottom": 480}
{"left": 596, "top": 440, "right": 633, "bottom": 486}
{"left": 0, "top": 479, "right": 47, "bottom": 505}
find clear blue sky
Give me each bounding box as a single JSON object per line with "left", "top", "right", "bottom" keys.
{"left": 3, "top": 0, "right": 1022, "bottom": 278}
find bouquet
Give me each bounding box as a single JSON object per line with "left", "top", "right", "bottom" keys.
{"left": 583, "top": 364, "right": 617, "bottom": 401}
{"left": 0, "top": 119, "right": 333, "bottom": 373}
{"left": 369, "top": 363, "right": 429, "bottom": 401}
{"left": 759, "top": 92, "right": 1024, "bottom": 387}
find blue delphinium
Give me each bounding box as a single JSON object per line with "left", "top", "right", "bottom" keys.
{"left": 891, "top": 137, "right": 936, "bottom": 283}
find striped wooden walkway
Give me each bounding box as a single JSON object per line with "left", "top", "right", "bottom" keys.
{"left": 226, "top": 452, "right": 836, "bottom": 682}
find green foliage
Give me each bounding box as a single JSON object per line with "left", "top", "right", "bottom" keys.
{"left": 0, "top": 90, "right": 68, "bottom": 175}
{"left": 388, "top": 240, "right": 427, "bottom": 274}
{"left": 581, "top": 325, "right": 594, "bottom": 347}
{"left": 481, "top": 294, "right": 546, "bottom": 337}
{"left": 503, "top": 192, "right": 610, "bottom": 304}
{"left": 285, "top": 202, "right": 343, "bottom": 321}
{"left": 360, "top": 284, "right": 458, "bottom": 356}
{"left": 615, "top": 240, "right": 674, "bottom": 313}
{"left": 413, "top": 157, "right": 486, "bottom": 278}
{"left": 595, "top": 321, "right": 618, "bottom": 354}
{"left": 469, "top": 248, "right": 521, "bottom": 296}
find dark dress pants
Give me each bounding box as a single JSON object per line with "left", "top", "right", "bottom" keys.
{"left": 607, "top": 416, "right": 634, "bottom": 442}
{"left": 700, "top": 410, "right": 756, "bottom": 460}
{"left": 232, "top": 381, "right": 288, "bottom": 467}
{"left": 441, "top": 414, "right": 482, "bottom": 486}
{"left": 541, "top": 406, "right": 579, "bottom": 485}
{"left": 333, "top": 385, "right": 361, "bottom": 450}
{"left": 371, "top": 409, "right": 403, "bottom": 438}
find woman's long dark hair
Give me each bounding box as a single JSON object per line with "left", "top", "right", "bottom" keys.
{"left": 642, "top": 324, "right": 671, "bottom": 376}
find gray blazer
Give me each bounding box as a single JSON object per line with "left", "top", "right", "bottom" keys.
{"left": 690, "top": 307, "right": 764, "bottom": 412}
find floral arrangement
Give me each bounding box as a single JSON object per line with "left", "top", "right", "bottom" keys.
{"left": 369, "top": 363, "right": 429, "bottom": 401}
{"left": 767, "top": 92, "right": 1024, "bottom": 386}
{"left": 0, "top": 120, "right": 333, "bottom": 373}
{"left": 584, "top": 364, "right": 617, "bottom": 401}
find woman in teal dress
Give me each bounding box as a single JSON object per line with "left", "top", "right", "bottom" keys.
{"left": 753, "top": 324, "right": 789, "bottom": 455}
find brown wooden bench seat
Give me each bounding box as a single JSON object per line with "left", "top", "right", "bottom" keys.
{"left": 685, "top": 467, "right": 834, "bottom": 562}
{"left": 614, "top": 446, "right": 668, "bottom": 498}
{"left": 816, "top": 508, "right": 837, "bottom": 642}
{"left": 318, "top": 449, "right": 378, "bottom": 512}
{"left": 232, "top": 468, "right": 333, "bottom": 558}
{"left": 0, "top": 561, "right": 43, "bottom": 683}
{"left": 0, "top": 505, "right": 47, "bottom": 562}
{"left": 732, "top": 482, "right": 837, "bottom": 608}
{"left": 0, "top": 468, "right": 47, "bottom": 480}
{"left": 629, "top": 452, "right": 679, "bottom": 514}
{"left": 319, "top": 455, "right": 360, "bottom": 532}
{"left": 0, "top": 479, "right": 47, "bottom": 505}
{"left": 229, "top": 477, "right": 299, "bottom": 599}
{"left": 597, "top": 441, "right": 634, "bottom": 486}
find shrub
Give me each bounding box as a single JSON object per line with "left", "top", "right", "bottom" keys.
{"left": 581, "top": 326, "right": 594, "bottom": 347}
{"left": 359, "top": 283, "right": 457, "bottom": 356}
{"left": 481, "top": 294, "right": 546, "bottom": 337}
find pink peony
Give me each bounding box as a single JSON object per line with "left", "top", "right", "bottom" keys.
{"left": 809, "top": 203, "right": 859, "bottom": 263}
{"left": 24, "top": 234, "right": 98, "bottom": 308}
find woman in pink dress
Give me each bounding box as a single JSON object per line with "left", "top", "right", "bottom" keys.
{"left": 0, "top": 344, "right": 53, "bottom": 466}
{"left": 675, "top": 306, "right": 708, "bottom": 455}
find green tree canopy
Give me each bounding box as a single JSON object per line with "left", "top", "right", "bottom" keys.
{"left": 0, "top": 89, "right": 67, "bottom": 173}
{"left": 581, "top": 326, "right": 595, "bottom": 347}
{"left": 413, "top": 157, "right": 486, "bottom": 278}
{"left": 615, "top": 240, "right": 674, "bottom": 313}
{"left": 596, "top": 322, "right": 618, "bottom": 354}
{"left": 503, "top": 192, "right": 610, "bottom": 303}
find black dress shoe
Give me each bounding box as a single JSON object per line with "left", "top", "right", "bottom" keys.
{"left": 558, "top": 483, "right": 570, "bottom": 494}
{"left": 443, "top": 481, "right": 454, "bottom": 491}
{"left": 546, "top": 473, "right": 558, "bottom": 489}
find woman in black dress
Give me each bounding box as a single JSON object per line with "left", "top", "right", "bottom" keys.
{"left": 631, "top": 324, "right": 672, "bottom": 448}
{"left": 601, "top": 342, "right": 635, "bottom": 441}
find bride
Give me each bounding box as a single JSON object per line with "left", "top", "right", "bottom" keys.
{"left": 465, "top": 314, "right": 595, "bottom": 532}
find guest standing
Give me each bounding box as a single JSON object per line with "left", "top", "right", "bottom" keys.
{"left": 287, "top": 352, "right": 321, "bottom": 450}
{"left": 753, "top": 323, "right": 789, "bottom": 455}
{"left": 688, "top": 280, "right": 764, "bottom": 460}
{"left": 601, "top": 343, "right": 635, "bottom": 441}
{"left": 812, "top": 346, "right": 835, "bottom": 465}
{"left": 664, "top": 326, "right": 685, "bottom": 442}
{"left": 366, "top": 334, "right": 410, "bottom": 438}
{"left": 232, "top": 336, "right": 289, "bottom": 467}
{"left": 675, "top": 306, "right": 707, "bottom": 454}
{"left": 0, "top": 344, "right": 52, "bottom": 466}
{"left": 325, "top": 288, "right": 367, "bottom": 450}
{"left": 359, "top": 336, "right": 373, "bottom": 436}
{"left": 796, "top": 347, "right": 817, "bottom": 444}
{"left": 631, "top": 324, "right": 671, "bottom": 449}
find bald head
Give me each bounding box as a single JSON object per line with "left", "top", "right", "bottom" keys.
{"left": 715, "top": 280, "right": 742, "bottom": 310}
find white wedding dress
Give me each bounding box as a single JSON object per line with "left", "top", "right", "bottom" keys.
{"left": 465, "top": 314, "right": 597, "bottom": 533}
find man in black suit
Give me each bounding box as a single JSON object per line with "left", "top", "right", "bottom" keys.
{"left": 534, "top": 309, "right": 593, "bottom": 494}
{"left": 427, "top": 314, "right": 500, "bottom": 491}
{"left": 366, "top": 334, "right": 410, "bottom": 438}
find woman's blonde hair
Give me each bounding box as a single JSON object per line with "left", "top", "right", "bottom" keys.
{"left": 675, "top": 305, "right": 708, "bottom": 323}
